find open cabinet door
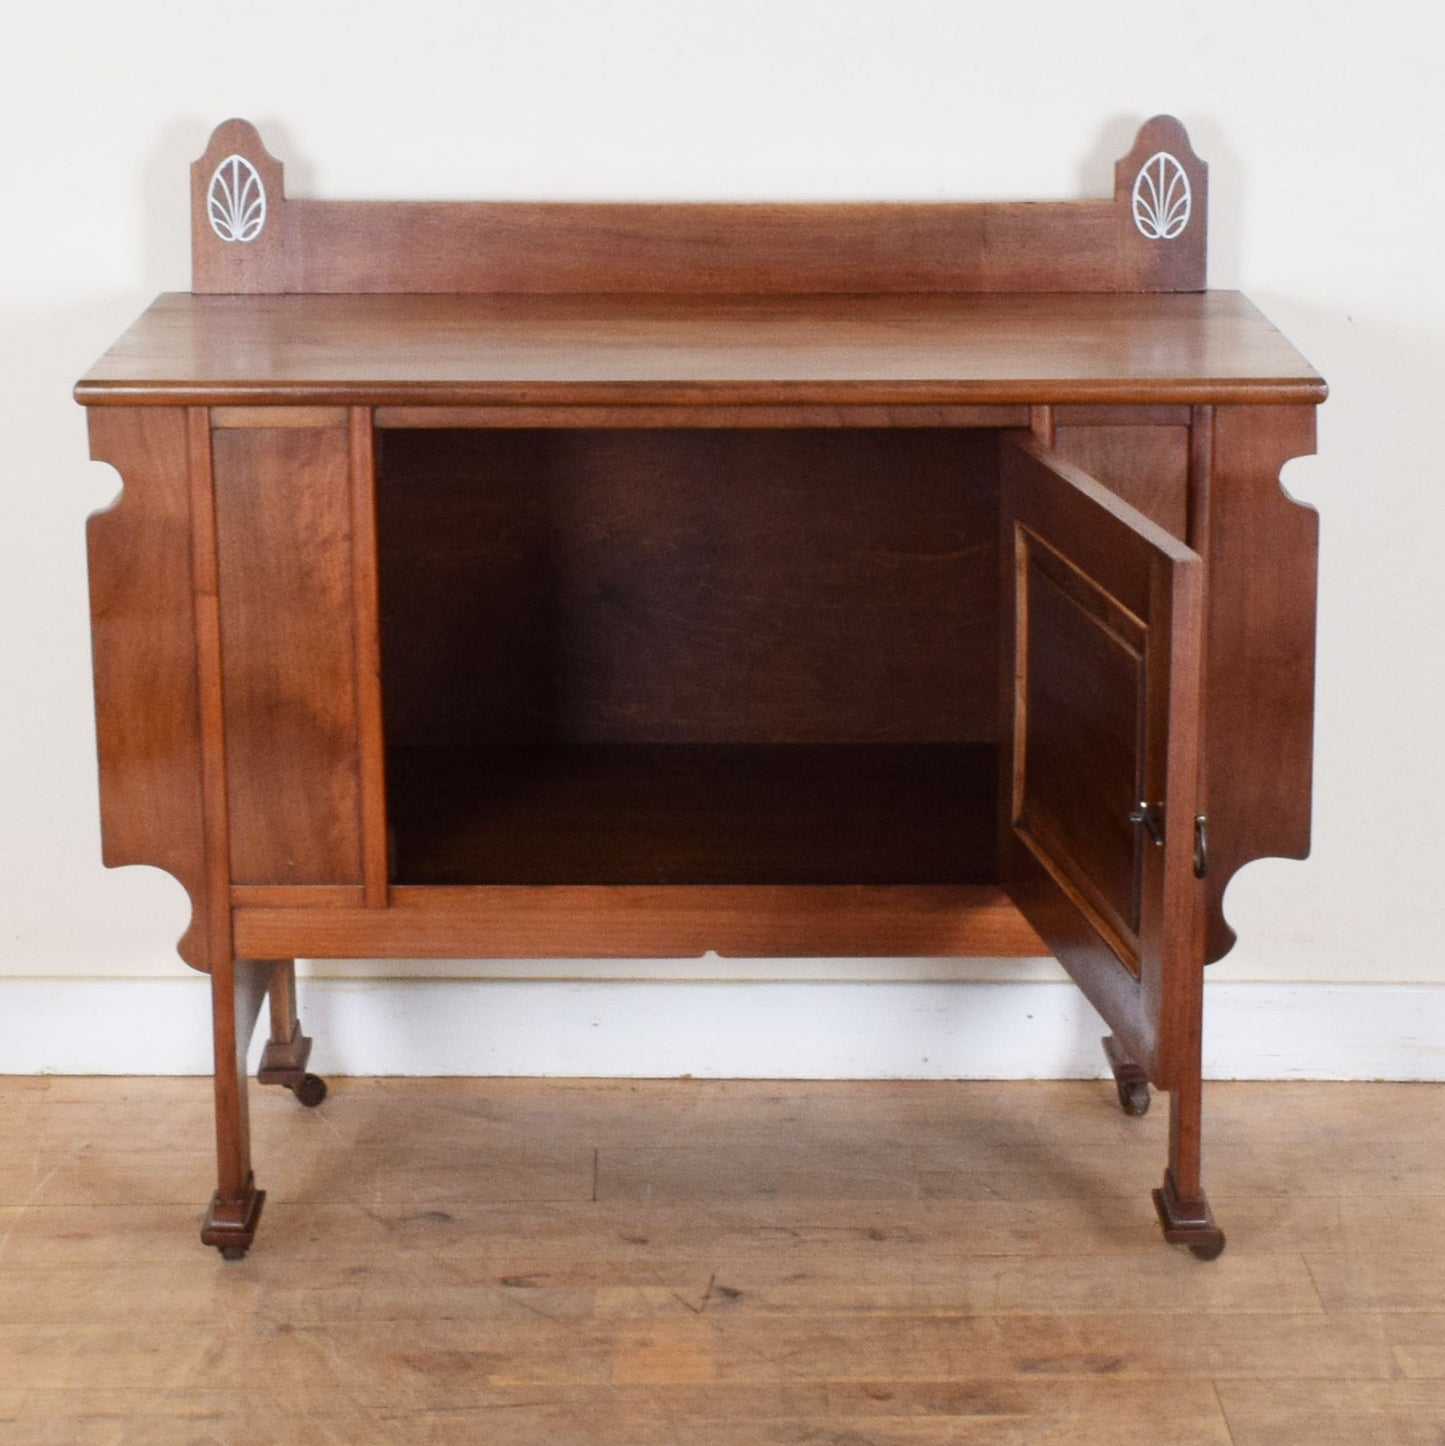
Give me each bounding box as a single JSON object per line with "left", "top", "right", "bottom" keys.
{"left": 1000, "top": 436, "right": 1206, "bottom": 1089}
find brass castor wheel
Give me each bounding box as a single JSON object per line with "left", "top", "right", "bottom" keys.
{"left": 220, "top": 1245, "right": 249, "bottom": 1262}
{"left": 1188, "top": 1231, "right": 1226, "bottom": 1262}
{"left": 292, "top": 1073, "right": 328, "bottom": 1108}
{"left": 1116, "top": 1077, "right": 1151, "bottom": 1117}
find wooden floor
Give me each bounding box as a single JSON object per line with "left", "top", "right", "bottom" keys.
{"left": 2, "top": 1077, "right": 1444, "bottom": 1444}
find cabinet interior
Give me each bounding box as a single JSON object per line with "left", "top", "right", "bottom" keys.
{"left": 376, "top": 427, "right": 1006, "bottom": 886}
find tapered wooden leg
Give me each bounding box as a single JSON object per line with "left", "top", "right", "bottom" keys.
{"left": 1153, "top": 1067, "right": 1226, "bottom": 1260}
{"left": 256, "top": 959, "right": 327, "bottom": 1107}
{"left": 200, "top": 956, "right": 271, "bottom": 1260}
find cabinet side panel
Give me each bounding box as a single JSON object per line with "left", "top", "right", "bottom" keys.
{"left": 1202, "top": 404, "right": 1319, "bottom": 962}
{"left": 1051, "top": 425, "right": 1191, "bottom": 540}
{"left": 85, "top": 408, "right": 211, "bottom": 969}
{"left": 213, "top": 425, "right": 363, "bottom": 884}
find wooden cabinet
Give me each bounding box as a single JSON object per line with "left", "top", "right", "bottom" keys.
{"left": 76, "top": 117, "right": 1323, "bottom": 1260}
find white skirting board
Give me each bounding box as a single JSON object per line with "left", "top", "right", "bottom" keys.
{"left": 2, "top": 978, "right": 1444, "bottom": 1079}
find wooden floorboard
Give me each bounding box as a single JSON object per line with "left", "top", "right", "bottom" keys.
{"left": 1, "top": 1077, "right": 1443, "bottom": 1442}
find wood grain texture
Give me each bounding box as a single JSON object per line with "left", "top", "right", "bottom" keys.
{"left": 212, "top": 424, "right": 362, "bottom": 884}
{"left": 233, "top": 884, "right": 1046, "bottom": 960}
{"left": 1015, "top": 544, "right": 1147, "bottom": 964}
{"left": 1051, "top": 423, "right": 1191, "bottom": 538}
{"left": 5, "top": 1077, "right": 1445, "bottom": 1442}
{"left": 375, "top": 403, "right": 1030, "bottom": 430}
{"left": 348, "top": 408, "right": 389, "bottom": 907}
{"left": 999, "top": 437, "right": 1205, "bottom": 1083}
{"left": 270, "top": 198, "right": 1181, "bottom": 297}
{"left": 84, "top": 409, "right": 209, "bottom": 968}
{"left": 185, "top": 411, "right": 237, "bottom": 979}
{"left": 190, "top": 119, "right": 288, "bottom": 295}
{"left": 200, "top": 956, "right": 271, "bottom": 1253}
{"left": 211, "top": 405, "right": 348, "bottom": 429}
{"left": 377, "top": 428, "right": 1000, "bottom": 748}
{"left": 1216, "top": 1381, "right": 1445, "bottom": 1446}
{"left": 1112, "top": 114, "right": 1208, "bottom": 295}
{"left": 188, "top": 115, "right": 1207, "bottom": 297}
{"left": 1053, "top": 405, "right": 1193, "bottom": 427}
{"left": 1199, "top": 405, "right": 1319, "bottom": 963}
{"left": 78, "top": 116, "right": 1327, "bottom": 1277}
{"left": 74, "top": 291, "right": 1325, "bottom": 409}
{"left": 229, "top": 885, "right": 364, "bottom": 909}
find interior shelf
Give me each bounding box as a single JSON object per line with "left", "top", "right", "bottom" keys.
{"left": 386, "top": 742, "right": 997, "bottom": 886}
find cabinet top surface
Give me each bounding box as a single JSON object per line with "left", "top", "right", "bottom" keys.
{"left": 76, "top": 290, "right": 1324, "bottom": 408}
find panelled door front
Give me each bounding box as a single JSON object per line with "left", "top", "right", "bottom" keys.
{"left": 999, "top": 435, "right": 1207, "bottom": 1084}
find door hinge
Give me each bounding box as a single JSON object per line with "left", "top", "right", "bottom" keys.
{"left": 1193, "top": 812, "right": 1209, "bottom": 878}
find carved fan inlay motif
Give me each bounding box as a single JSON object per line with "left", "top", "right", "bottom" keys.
{"left": 208, "top": 155, "right": 267, "bottom": 243}
{"left": 1131, "top": 151, "right": 1191, "bottom": 241}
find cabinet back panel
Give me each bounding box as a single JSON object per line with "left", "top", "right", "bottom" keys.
{"left": 377, "top": 429, "right": 1000, "bottom": 746}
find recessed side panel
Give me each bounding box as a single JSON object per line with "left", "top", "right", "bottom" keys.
{"left": 1014, "top": 531, "right": 1147, "bottom": 972}
{"left": 212, "top": 423, "right": 363, "bottom": 884}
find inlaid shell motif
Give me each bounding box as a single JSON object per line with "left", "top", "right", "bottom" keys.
{"left": 1131, "top": 151, "right": 1191, "bottom": 241}
{"left": 208, "top": 155, "right": 267, "bottom": 243}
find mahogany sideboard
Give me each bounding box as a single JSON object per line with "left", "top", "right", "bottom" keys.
{"left": 76, "top": 117, "right": 1323, "bottom": 1260}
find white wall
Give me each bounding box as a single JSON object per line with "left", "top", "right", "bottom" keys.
{"left": 2, "top": 1, "right": 1442, "bottom": 1073}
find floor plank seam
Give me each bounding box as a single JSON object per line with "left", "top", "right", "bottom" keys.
{"left": 1211, "top": 1378, "right": 1239, "bottom": 1445}
{"left": 1298, "top": 1252, "right": 1336, "bottom": 1316}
